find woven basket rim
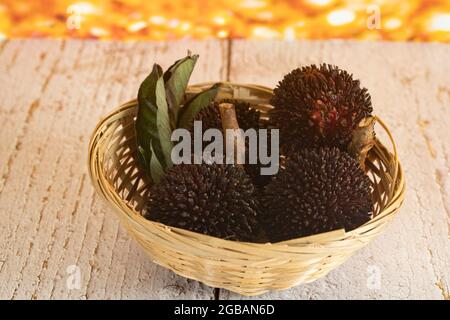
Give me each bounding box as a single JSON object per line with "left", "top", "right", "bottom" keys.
{"left": 88, "top": 82, "right": 405, "bottom": 249}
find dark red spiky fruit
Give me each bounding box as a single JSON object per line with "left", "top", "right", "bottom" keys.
{"left": 261, "top": 147, "right": 373, "bottom": 242}
{"left": 145, "top": 164, "right": 260, "bottom": 242}
{"left": 270, "top": 64, "right": 373, "bottom": 153}
{"left": 190, "top": 99, "right": 261, "bottom": 132}
{"left": 190, "top": 101, "right": 222, "bottom": 132}
{"left": 189, "top": 100, "right": 271, "bottom": 187}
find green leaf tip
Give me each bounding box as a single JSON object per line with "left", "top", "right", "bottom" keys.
{"left": 178, "top": 83, "right": 221, "bottom": 129}
{"left": 164, "top": 53, "right": 199, "bottom": 125}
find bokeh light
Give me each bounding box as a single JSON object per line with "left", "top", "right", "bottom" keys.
{"left": 0, "top": 0, "right": 448, "bottom": 42}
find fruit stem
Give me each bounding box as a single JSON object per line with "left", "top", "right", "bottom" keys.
{"left": 217, "top": 102, "right": 245, "bottom": 168}
{"left": 348, "top": 116, "right": 376, "bottom": 170}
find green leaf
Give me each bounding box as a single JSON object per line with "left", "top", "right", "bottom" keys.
{"left": 135, "top": 54, "right": 202, "bottom": 183}
{"left": 136, "top": 64, "right": 163, "bottom": 168}
{"left": 137, "top": 146, "right": 148, "bottom": 168}
{"left": 178, "top": 83, "right": 220, "bottom": 129}
{"left": 163, "top": 53, "right": 199, "bottom": 126}
{"left": 149, "top": 143, "right": 164, "bottom": 184}
{"left": 155, "top": 74, "right": 173, "bottom": 169}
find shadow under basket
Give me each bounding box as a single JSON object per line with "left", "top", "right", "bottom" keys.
{"left": 88, "top": 82, "right": 406, "bottom": 296}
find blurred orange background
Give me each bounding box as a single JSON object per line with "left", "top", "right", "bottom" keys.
{"left": 0, "top": 0, "right": 449, "bottom": 42}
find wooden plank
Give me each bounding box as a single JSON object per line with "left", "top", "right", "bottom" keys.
{"left": 1, "top": 39, "right": 448, "bottom": 300}
{"left": 0, "top": 39, "right": 228, "bottom": 299}
{"left": 226, "top": 40, "right": 449, "bottom": 300}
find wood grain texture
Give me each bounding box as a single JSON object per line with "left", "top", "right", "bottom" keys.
{"left": 0, "top": 39, "right": 448, "bottom": 300}
{"left": 0, "top": 39, "right": 228, "bottom": 299}
{"left": 226, "top": 40, "right": 450, "bottom": 300}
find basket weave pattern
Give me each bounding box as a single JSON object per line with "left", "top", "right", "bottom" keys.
{"left": 88, "top": 83, "right": 405, "bottom": 296}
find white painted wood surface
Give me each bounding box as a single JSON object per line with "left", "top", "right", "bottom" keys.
{"left": 0, "top": 39, "right": 448, "bottom": 300}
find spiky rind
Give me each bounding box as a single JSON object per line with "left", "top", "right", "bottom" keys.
{"left": 189, "top": 99, "right": 271, "bottom": 187}
{"left": 270, "top": 64, "right": 373, "bottom": 152}
{"left": 145, "top": 164, "right": 260, "bottom": 242}
{"left": 190, "top": 99, "right": 261, "bottom": 132}
{"left": 261, "top": 147, "right": 373, "bottom": 242}
{"left": 190, "top": 101, "right": 222, "bottom": 132}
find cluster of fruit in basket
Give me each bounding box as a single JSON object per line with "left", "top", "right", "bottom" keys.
{"left": 135, "top": 53, "right": 376, "bottom": 243}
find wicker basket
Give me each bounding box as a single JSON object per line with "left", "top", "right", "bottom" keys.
{"left": 88, "top": 82, "right": 405, "bottom": 296}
